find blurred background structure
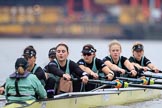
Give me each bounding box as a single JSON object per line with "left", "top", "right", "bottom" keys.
{"left": 0, "top": 0, "right": 162, "bottom": 40}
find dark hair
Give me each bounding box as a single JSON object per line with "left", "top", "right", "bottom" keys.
{"left": 15, "top": 58, "right": 28, "bottom": 74}
{"left": 82, "top": 44, "right": 96, "bottom": 53}
{"left": 23, "top": 45, "right": 36, "bottom": 58}
{"left": 56, "top": 43, "right": 69, "bottom": 52}
{"left": 132, "top": 42, "right": 144, "bottom": 51}
{"left": 48, "top": 47, "right": 56, "bottom": 59}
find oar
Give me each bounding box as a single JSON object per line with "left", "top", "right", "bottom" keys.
{"left": 140, "top": 73, "right": 162, "bottom": 79}
{"left": 128, "top": 83, "right": 162, "bottom": 90}
{"left": 89, "top": 79, "right": 162, "bottom": 90}
{"left": 125, "top": 71, "right": 162, "bottom": 79}
{"left": 0, "top": 95, "right": 6, "bottom": 101}
{"left": 88, "top": 79, "right": 128, "bottom": 89}
{"left": 116, "top": 77, "right": 162, "bottom": 85}
{"left": 90, "top": 84, "right": 108, "bottom": 92}
{"left": 88, "top": 79, "right": 117, "bottom": 86}
{"left": 116, "top": 77, "right": 143, "bottom": 83}
{"left": 140, "top": 69, "right": 162, "bottom": 73}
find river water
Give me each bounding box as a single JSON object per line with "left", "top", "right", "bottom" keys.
{"left": 0, "top": 38, "right": 162, "bottom": 108}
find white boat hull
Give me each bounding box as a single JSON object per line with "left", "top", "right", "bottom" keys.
{"left": 3, "top": 87, "right": 162, "bottom": 108}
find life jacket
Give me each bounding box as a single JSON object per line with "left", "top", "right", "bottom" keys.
{"left": 91, "top": 58, "right": 98, "bottom": 73}
{"left": 31, "top": 64, "right": 38, "bottom": 74}
{"left": 132, "top": 56, "right": 144, "bottom": 66}
{"left": 81, "top": 57, "right": 102, "bottom": 91}
{"left": 31, "top": 64, "right": 45, "bottom": 86}
{"left": 108, "top": 56, "right": 128, "bottom": 77}
{"left": 108, "top": 56, "right": 122, "bottom": 68}
{"left": 7, "top": 71, "right": 31, "bottom": 97}
{"left": 54, "top": 59, "right": 73, "bottom": 94}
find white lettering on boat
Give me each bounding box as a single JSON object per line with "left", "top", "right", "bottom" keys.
{"left": 103, "top": 94, "right": 110, "bottom": 101}
{"left": 41, "top": 101, "right": 46, "bottom": 108}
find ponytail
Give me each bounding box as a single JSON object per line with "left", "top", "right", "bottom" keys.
{"left": 17, "top": 66, "right": 25, "bottom": 75}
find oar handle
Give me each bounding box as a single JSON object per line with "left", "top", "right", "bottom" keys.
{"left": 116, "top": 77, "right": 143, "bottom": 83}
{"left": 63, "top": 78, "right": 81, "bottom": 82}
{"left": 149, "top": 69, "right": 162, "bottom": 73}
{"left": 125, "top": 71, "right": 132, "bottom": 75}
{"left": 140, "top": 69, "right": 162, "bottom": 73}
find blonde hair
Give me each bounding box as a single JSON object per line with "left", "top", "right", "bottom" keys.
{"left": 17, "top": 66, "right": 25, "bottom": 75}
{"left": 132, "top": 41, "right": 143, "bottom": 47}
{"left": 108, "top": 40, "right": 122, "bottom": 51}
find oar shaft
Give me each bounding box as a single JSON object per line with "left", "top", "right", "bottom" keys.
{"left": 116, "top": 77, "right": 143, "bottom": 83}
{"left": 88, "top": 79, "right": 162, "bottom": 90}
{"left": 154, "top": 80, "right": 162, "bottom": 85}
{"left": 140, "top": 73, "right": 162, "bottom": 79}
{"left": 88, "top": 79, "right": 117, "bottom": 86}
{"left": 141, "top": 69, "right": 162, "bottom": 73}
{"left": 117, "top": 77, "right": 162, "bottom": 85}
{"left": 129, "top": 83, "right": 162, "bottom": 90}
{"left": 147, "top": 69, "right": 162, "bottom": 73}
{"left": 90, "top": 84, "right": 108, "bottom": 92}
{"left": 0, "top": 95, "right": 6, "bottom": 101}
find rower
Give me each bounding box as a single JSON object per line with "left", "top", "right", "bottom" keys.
{"left": 46, "top": 43, "right": 89, "bottom": 94}
{"left": 129, "top": 42, "right": 160, "bottom": 73}
{"left": 43, "top": 47, "right": 56, "bottom": 98}
{"left": 5, "top": 58, "right": 47, "bottom": 103}
{"left": 0, "top": 45, "right": 47, "bottom": 96}
{"left": 103, "top": 40, "right": 138, "bottom": 78}
{"left": 22, "top": 45, "right": 46, "bottom": 86}
{"left": 77, "top": 44, "right": 115, "bottom": 91}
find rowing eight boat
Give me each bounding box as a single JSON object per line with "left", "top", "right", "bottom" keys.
{"left": 3, "top": 87, "right": 162, "bottom": 108}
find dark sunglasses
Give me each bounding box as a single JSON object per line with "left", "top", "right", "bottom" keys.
{"left": 83, "top": 53, "right": 92, "bottom": 56}
{"left": 24, "top": 56, "right": 32, "bottom": 60}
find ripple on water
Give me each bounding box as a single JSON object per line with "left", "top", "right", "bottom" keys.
{"left": 107, "top": 98, "right": 162, "bottom": 108}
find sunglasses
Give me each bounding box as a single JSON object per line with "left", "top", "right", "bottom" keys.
{"left": 24, "top": 56, "right": 32, "bottom": 60}
{"left": 83, "top": 53, "right": 92, "bottom": 56}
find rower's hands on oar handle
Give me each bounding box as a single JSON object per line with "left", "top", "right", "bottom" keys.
{"left": 106, "top": 71, "right": 115, "bottom": 81}
{"left": 130, "top": 69, "right": 137, "bottom": 77}
{"left": 118, "top": 69, "right": 126, "bottom": 75}
{"left": 90, "top": 71, "right": 99, "bottom": 79}
{"left": 120, "top": 69, "right": 126, "bottom": 75}
{"left": 140, "top": 68, "right": 160, "bottom": 73}
{"left": 152, "top": 67, "right": 159, "bottom": 73}
{"left": 81, "top": 75, "right": 89, "bottom": 84}
{"left": 63, "top": 74, "right": 71, "bottom": 81}
{"left": 140, "top": 67, "right": 149, "bottom": 72}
